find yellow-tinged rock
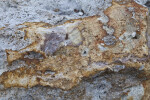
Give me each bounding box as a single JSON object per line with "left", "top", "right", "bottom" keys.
{"left": 0, "top": 1, "right": 149, "bottom": 90}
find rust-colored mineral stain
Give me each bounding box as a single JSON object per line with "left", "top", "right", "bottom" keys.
{"left": 0, "top": 1, "right": 149, "bottom": 90}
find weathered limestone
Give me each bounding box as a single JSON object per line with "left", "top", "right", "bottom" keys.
{"left": 0, "top": 0, "right": 149, "bottom": 92}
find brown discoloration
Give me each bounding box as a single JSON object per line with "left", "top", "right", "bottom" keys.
{"left": 23, "top": 58, "right": 40, "bottom": 66}
{"left": 142, "top": 79, "right": 150, "bottom": 100}
{"left": 0, "top": 1, "right": 149, "bottom": 90}
{"left": 0, "top": 27, "right": 5, "bottom": 30}
{"left": 5, "top": 49, "right": 23, "bottom": 65}
{"left": 127, "top": 96, "right": 133, "bottom": 100}
{"left": 104, "top": 1, "right": 148, "bottom": 57}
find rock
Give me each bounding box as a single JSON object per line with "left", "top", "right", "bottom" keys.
{"left": 0, "top": 0, "right": 149, "bottom": 91}
{"left": 0, "top": 0, "right": 150, "bottom": 99}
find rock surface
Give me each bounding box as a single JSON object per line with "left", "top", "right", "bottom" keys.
{"left": 0, "top": 0, "right": 150, "bottom": 100}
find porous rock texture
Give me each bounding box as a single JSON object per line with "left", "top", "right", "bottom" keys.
{"left": 0, "top": 0, "right": 150, "bottom": 100}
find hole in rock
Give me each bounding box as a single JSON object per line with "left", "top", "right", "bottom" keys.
{"left": 132, "top": 33, "right": 140, "bottom": 39}
{"left": 24, "top": 51, "right": 44, "bottom": 59}
{"left": 145, "top": 1, "right": 150, "bottom": 7}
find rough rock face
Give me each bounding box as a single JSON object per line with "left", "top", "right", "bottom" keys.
{"left": 0, "top": 0, "right": 149, "bottom": 90}
{"left": 0, "top": 0, "right": 150, "bottom": 100}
